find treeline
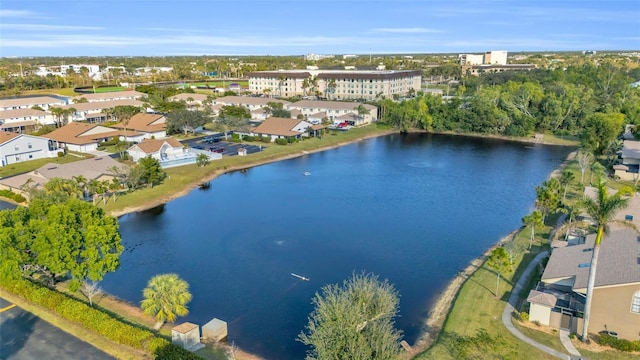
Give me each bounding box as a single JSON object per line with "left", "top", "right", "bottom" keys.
{"left": 379, "top": 63, "right": 640, "bottom": 154}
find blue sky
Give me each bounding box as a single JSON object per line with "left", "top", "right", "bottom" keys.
{"left": 1, "top": 0, "right": 639, "bottom": 57}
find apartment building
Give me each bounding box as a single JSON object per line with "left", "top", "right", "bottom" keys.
{"left": 247, "top": 69, "right": 422, "bottom": 101}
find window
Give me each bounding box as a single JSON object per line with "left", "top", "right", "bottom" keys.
{"left": 632, "top": 291, "right": 640, "bottom": 313}
{"left": 28, "top": 143, "right": 32, "bottom": 149}
{"left": 14, "top": 145, "right": 19, "bottom": 151}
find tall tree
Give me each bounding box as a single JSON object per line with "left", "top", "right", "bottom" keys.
{"left": 140, "top": 273, "right": 192, "bottom": 330}
{"left": 113, "top": 105, "right": 142, "bottom": 140}
{"left": 535, "top": 178, "right": 561, "bottom": 223}
{"left": 576, "top": 150, "right": 594, "bottom": 184}
{"left": 522, "top": 211, "right": 543, "bottom": 249}
{"left": 136, "top": 156, "right": 166, "bottom": 188}
{"left": 579, "top": 179, "right": 630, "bottom": 341}
{"left": 298, "top": 272, "right": 402, "bottom": 360}
{"left": 559, "top": 170, "right": 575, "bottom": 203}
{"left": 486, "top": 247, "right": 512, "bottom": 298}
{"left": 166, "top": 109, "right": 210, "bottom": 135}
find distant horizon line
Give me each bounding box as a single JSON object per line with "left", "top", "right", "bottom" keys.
{"left": 3, "top": 49, "right": 640, "bottom": 59}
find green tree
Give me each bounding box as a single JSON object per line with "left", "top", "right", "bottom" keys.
{"left": 486, "top": 247, "right": 512, "bottom": 298}
{"left": 137, "top": 156, "right": 166, "bottom": 188}
{"left": 522, "top": 210, "right": 543, "bottom": 249}
{"left": 579, "top": 179, "right": 630, "bottom": 341}
{"left": 166, "top": 109, "right": 210, "bottom": 135}
{"left": 196, "top": 153, "right": 210, "bottom": 167}
{"left": 580, "top": 112, "right": 625, "bottom": 155}
{"left": 140, "top": 273, "right": 192, "bottom": 330}
{"left": 265, "top": 102, "right": 291, "bottom": 118}
{"left": 298, "top": 272, "right": 402, "bottom": 360}
{"left": 113, "top": 105, "right": 142, "bottom": 140}
{"left": 535, "top": 178, "right": 561, "bottom": 223}
{"left": 559, "top": 169, "right": 575, "bottom": 203}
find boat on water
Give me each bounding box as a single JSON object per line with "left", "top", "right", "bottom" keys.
{"left": 303, "top": 172, "right": 311, "bottom": 176}
{"left": 291, "top": 273, "right": 310, "bottom": 281}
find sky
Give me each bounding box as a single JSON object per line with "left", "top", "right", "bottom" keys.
{"left": 0, "top": 0, "right": 639, "bottom": 57}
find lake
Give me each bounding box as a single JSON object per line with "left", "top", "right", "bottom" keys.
{"left": 101, "top": 133, "right": 573, "bottom": 359}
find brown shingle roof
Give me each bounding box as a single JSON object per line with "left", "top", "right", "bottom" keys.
{"left": 0, "top": 131, "right": 20, "bottom": 144}
{"left": 35, "top": 156, "right": 127, "bottom": 181}
{"left": 172, "top": 322, "right": 199, "bottom": 334}
{"left": 71, "top": 90, "right": 144, "bottom": 102}
{"left": 0, "top": 108, "right": 49, "bottom": 119}
{"left": 253, "top": 117, "right": 302, "bottom": 137}
{"left": 0, "top": 120, "right": 37, "bottom": 129}
{"left": 45, "top": 122, "right": 101, "bottom": 144}
{"left": 0, "top": 96, "right": 65, "bottom": 108}
{"left": 527, "top": 290, "right": 557, "bottom": 307}
{"left": 168, "top": 93, "right": 208, "bottom": 102}
{"left": 112, "top": 113, "right": 166, "bottom": 133}
{"left": 57, "top": 99, "right": 144, "bottom": 112}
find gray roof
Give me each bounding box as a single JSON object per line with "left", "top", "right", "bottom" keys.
{"left": 34, "top": 156, "right": 127, "bottom": 181}
{"left": 542, "top": 228, "right": 640, "bottom": 291}
{"left": 291, "top": 100, "right": 376, "bottom": 112}
{"left": 621, "top": 140, "right": 640, "bottom": 160}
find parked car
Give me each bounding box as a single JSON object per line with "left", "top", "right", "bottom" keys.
{"left": 192, "top": 145, "right": 204, "bottom": 150}
{"left": 337, "top": 122, "right": 348, "bottom": 128}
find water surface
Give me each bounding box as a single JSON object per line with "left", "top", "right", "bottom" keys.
{"left": 102, "top": 133, "right": 572, "bottom": 359}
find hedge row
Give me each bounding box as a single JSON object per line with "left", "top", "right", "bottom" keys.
{"left": 0, "top": 189, "right": 26, "bottom": 203}
{"left": 1, "top": 279, "right": 200, "bottom": 359}
{"left": 599, "top": 333, "right": 640, "bottom": 352}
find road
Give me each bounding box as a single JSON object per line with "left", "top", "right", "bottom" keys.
{"left": 0, "top": 297, "right": 114, "bottom": 360}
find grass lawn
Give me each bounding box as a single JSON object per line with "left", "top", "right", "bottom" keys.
{"left": 19, "top": 88, "right": 78, "bottom": 97}
{"left": 191, "top": 80, "right": 249, "bottom": 88}
{"left": 93, "top": 86, "right": 129, "bottom": 93}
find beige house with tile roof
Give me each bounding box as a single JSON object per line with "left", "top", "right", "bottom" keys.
{"left": 57, "top": 99, "right": 146, "bottom": 123}
{"left": 0, "top": 156, "right": 127, "bottom": 195}
{"left": 45, "top": 122, "right": 145, "bottom": 152}
{"left": 251, "top": 117, "right": 312, "bottom": 142}
{"left": 126, "top": 137, "right": 211, "bottom": 168}
{"left": 287, "top": 100, "right": 377, "bottom": 125}
{"left": 0, "top": 132, "right": 61, "bottom": 167}
{"left": 528, "top": 228, "right": 640, "bottom": 340}
{"left": 111, "top": 113, "right": 167, "bottom": 139}
{"left": 0, "top": 96, "right": 67, "bottom": 112}
{"left": 71, "top": 90, "right": 145, "bottom": 103}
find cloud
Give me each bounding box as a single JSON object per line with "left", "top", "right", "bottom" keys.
{"left": 1, "top": 23, "right": 103, "bottom": 31}
{"left": 0, "top": 9, "right": 40, "bottom": 18}
{"left": 373, "top": 27, "right": 441, "bottom": 34}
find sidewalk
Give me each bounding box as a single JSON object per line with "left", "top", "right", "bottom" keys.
{"left": 501, "top": 250, "right": 572, "bottom": 360}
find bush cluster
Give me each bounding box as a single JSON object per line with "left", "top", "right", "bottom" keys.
{"left": 1, "top": 279, "right": 199, "bottom": 358}
{"left": 0, "top": 189, "right": 26, "bottom": 203}
{"left": 275, "top": 138, "right": 288, "bottom": 145}
{"left": 599, "top": 333, "right": 640, "bottom": 352}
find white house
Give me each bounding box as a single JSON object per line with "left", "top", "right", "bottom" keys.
{"left": 0, "top": 108, "right": 56, "bottom": 132}
{"left": 251, "top": 117, "right": 313, "bottom": 142}
{"left": 0, "top": 132, "right": 61, "bottom": 167}
{"left": 287, "top": 100, "right": 377, "bottom": 124}
{"left": 111, "top": 113, "right": 167, "bottom": 140}
{"left": 45, "top": 122, "right": 133, "bottom": 153}
{"left": 0, "top": 96, "right": 67, "bottom": 112}
{"left": 614, "top": 140, "right": 640, "bottom": 181}
{"left": 127, "top": 137, "right": 212, "bottom": 168}
{"left": 71, "top": 90, "right": 145, "bottom": 103}
{"left": 58, "top": 99, "right": 146, "bottom": 122}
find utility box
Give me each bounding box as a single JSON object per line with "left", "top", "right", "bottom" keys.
{"left": 171, "top": 322, "right": 204, "bottom": 351}
{"left": 202, "top": 318, "right": 228, "bottom": 342}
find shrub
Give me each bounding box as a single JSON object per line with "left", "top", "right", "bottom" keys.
{"left": 599, "top": 334, "right": 640, "bottom": 352}
{"left": 57, "top": 151, "right": 65, "bottom": 157}
{"left": 243, "top": 135, "right": 255, "bottom": 142}
{"left": 275, "top": 138, "right": 288, "bottom": 145}
{"left": 261, "top": 136, "right": 271, "bottom": 143}
{"left": 519, "top": 311, "right": 529, "bottom": 321}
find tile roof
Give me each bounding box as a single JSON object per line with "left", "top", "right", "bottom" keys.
{"left": 542, "top": 228, "right": 640, "bottom": 292}
{"left": 0, "top": 96, "right": 66, "bottom": 108}
{"left": 527, "top": 290, "right": 558, "bottom": 307}
{"left": 45, "top": 122, "right": 128, "bottom": 144}
{"left": 214, "top": 96, "right": 291, "bottom": 107}
{"left": 291, "top": 100, "right": 376, "bottom": 111}
{"left": 71, "top": 90, "right": 144, "bottom": 102}
{"left": 58, "top": 99, "right": 144, "bottom": 112}
{"left": 112, "top": 113, "right": 166, "bottom": 133}
{"left": 0, "top": 120, "right": 37, "bottom": 129}
{"left": 34, "top": 156, "right": 127, "bottom": 181}
{"left": 0, "top": 108, "right": 49, "bottom": 119}
{"left": 129, "top": 137, "right": 183, "bottom": 153}
{"left": 169, "top": 93, "right": 208, "bottom": 102}
{"left": 252, "top": 117, "right": 303, "bottom": 137}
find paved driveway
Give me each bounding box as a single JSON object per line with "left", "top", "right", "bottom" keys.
{"left": 0, "top": 297, "right": 114, "bottom": 360}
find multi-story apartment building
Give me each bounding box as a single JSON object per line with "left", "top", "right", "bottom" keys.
{"left": 247, "top": 70, "right": 422, "bottom": 101}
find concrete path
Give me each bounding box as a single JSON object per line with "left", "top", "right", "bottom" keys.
{"left": 501, "top": 250, "right": 571, "bottom": 360}
{"left": 559, "top": 329, "right": 582, "bottom": 358}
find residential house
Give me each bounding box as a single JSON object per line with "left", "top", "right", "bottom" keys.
{"left": 251, "top": 117, "right": 313, "bottom": 142}
{"left": 0, "top": 156, "right": 127, "bottom": 195}
{"left": 0, "top": 95, "right": 67, "bottom": 112}
{"left": 127, "top": 137, "right": 216, "bottom": 168}
{"left": 614, "top": 140, "right": 640, "bottom": 181}
{"left": 111, "top": 113, "right": 167, "bottom": 140}
{"left": 58, "top": 99, "right": 146, "bottom": 123}
{"left": 46, "top": 122, "right": 145, "bottom": 153}
{"left": 0, "top": 108, "right": 56, "bottom": 132}
{"left": 287, "top": 100, "right": 377, "bottom": 125}
{"left": 0, "top": 132, "right": 61, "bottom": 167}
{"left": 211, "top": 96, "right": 291, "bottom": 120}
{"left": 168, "top": 93, "right": 209, "bottom": 109}
{"left": 528, "top": 228, "right": 640, "bottom": 340}
{"left": 71, "top": 90, "right": 145, "bottom": 103}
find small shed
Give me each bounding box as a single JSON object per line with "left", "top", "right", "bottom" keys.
{"left": 237, "top": 147, "right": 247, "bottom": 156}
{"left": 202, "top": 318, "right": 228, "bottom": 342}
{"left": 171, "top": 322, "right": 204, "bottom": 351}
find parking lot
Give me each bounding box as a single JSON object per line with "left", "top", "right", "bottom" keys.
{"left": 181, "top": 135, "right": 265, "bottom": 157}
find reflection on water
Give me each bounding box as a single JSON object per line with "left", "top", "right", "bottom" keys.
{"left": 102, "top": 133, "right": 573, "bottom": 360}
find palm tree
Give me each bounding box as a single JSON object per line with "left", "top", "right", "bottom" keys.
{"left": 113, "top": 105, "right": 141, "bottom": 142}
{"left": 579, "top": 179, "right": 629, "bottom": 341}
{"left": 590, "top": 162, "right": 606, "bottom": 185}
{"left": 559, "top": 170, "right": 575, "bottom": 203}
{"left": 50, "top": 107, "right": 65, "bottom": 128}
{"left": 522, "top": 210, "right": 543, "bottom": 249}
{"left": 140, "top": 273, "right": 192, "bottom": 330}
